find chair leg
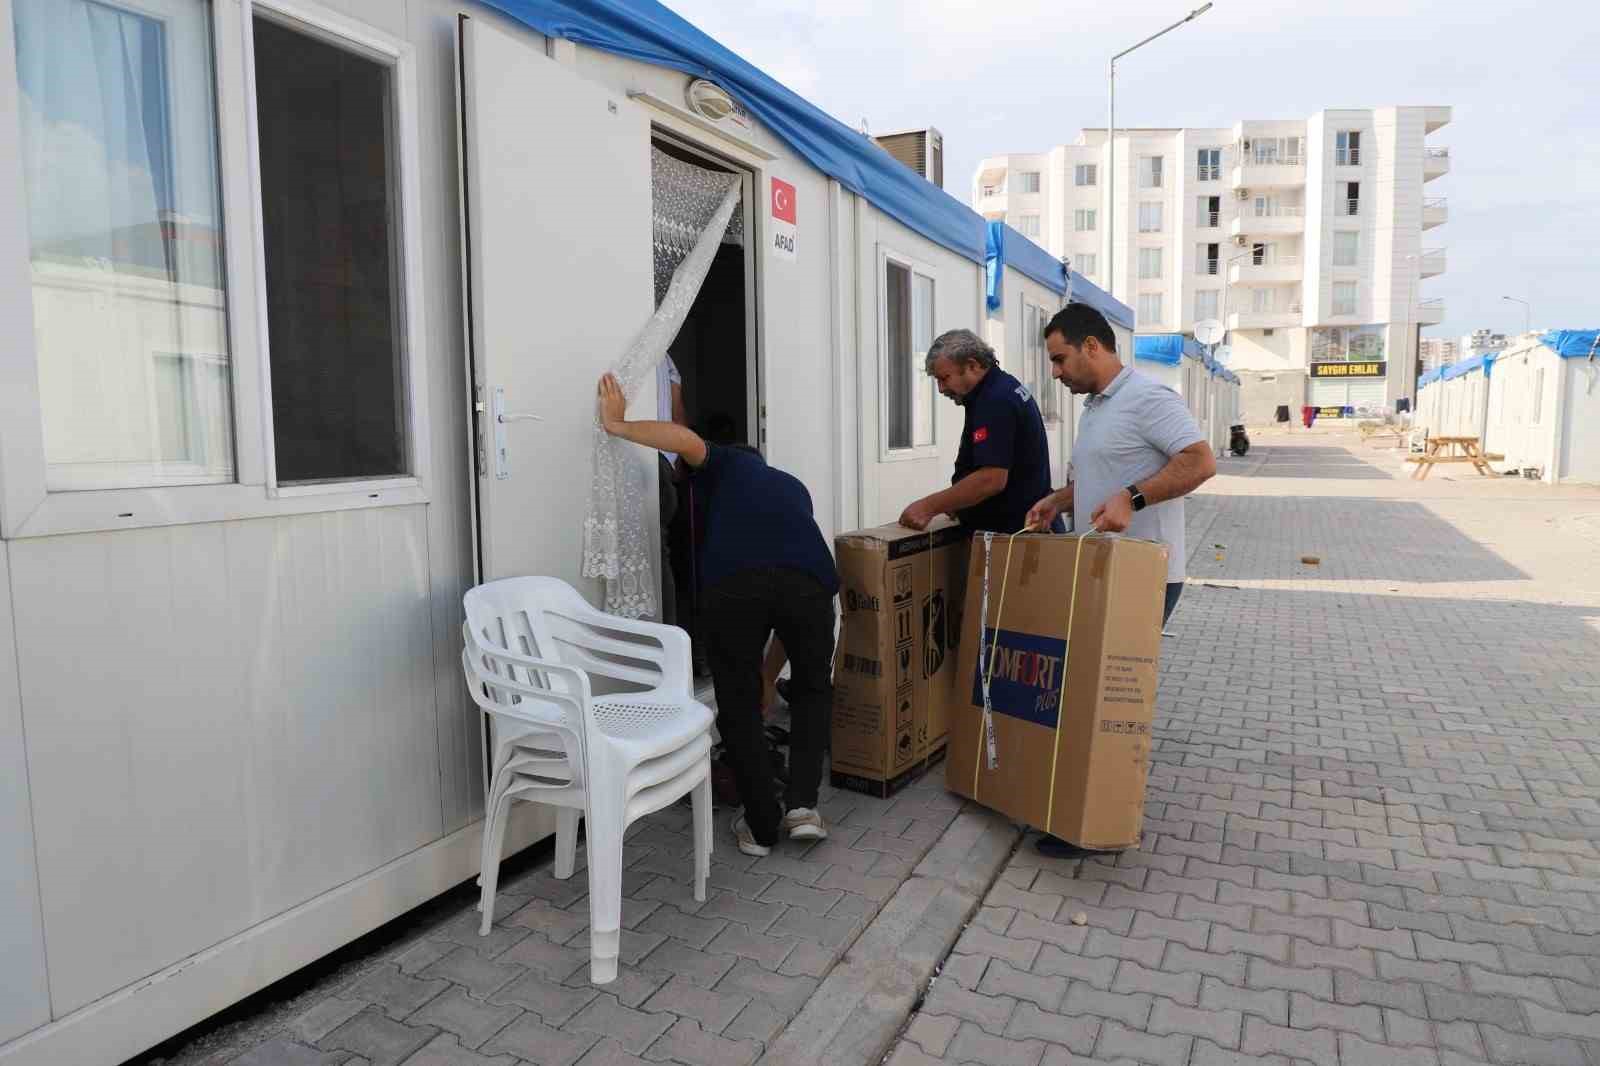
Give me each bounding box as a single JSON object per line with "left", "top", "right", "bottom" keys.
{"left": 479, "top": 791, "right": 516, "bottom": 936}
{"left": 475, "top": 756, "right": 516, "bottom": 900}
{"left": 692, "top": 764, "right": 712, "bottom": 903}
{"left": 554, "top": 807, "right": 581, "bottom": 880}
{"left": 583, "top": 796, "right": 626, "bottom": 985}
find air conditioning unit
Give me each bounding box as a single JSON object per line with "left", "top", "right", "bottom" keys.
{"left": 1235, "top": 188, "right": 1251, "bottom": 200}
{"left": 1234, "top": 234, "right": 1249, "bottom": 247}
{"left": 874, "top": 127, "right": 944, "bottom": 187}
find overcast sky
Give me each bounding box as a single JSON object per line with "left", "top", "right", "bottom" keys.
{"left": 664, "top": 0, "right": 1597, "bottom": 341}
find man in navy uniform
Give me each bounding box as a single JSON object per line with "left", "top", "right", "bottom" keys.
{"left": 899, "top": 329, "right": 1060, "bottom": 534}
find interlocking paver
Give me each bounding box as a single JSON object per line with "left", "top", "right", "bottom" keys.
{"left": 1201, "top": 977, "right": 1289, "bottom": 1026}
{"left": 1289, "top": 992, "right": 1383, "bottom": 1041}
{"left": 320, "top": 1012, "right": 436, "bottom": 1066}
{"left": 407, "top": 988, "right": 521, "bottom": 1050}
{"left": 1003, "top": 1002, "right": 1099, "bottom": 1054}
{"left": 978, "top": 959, "right": 1066, "bottom": 1011}
{"left": 1112, "top": 959, "right": 1202, "bottom": 1004}
{"left": 1149, "top": 998, "right": 1243, "bottom": 1049}
{"left": 1064, "top": 982, "right": 1152, "bottom": 1030}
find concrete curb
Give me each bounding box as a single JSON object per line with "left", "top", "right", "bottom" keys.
{"left": 759, "top": 804, "right": 1021, "bottom": 1066}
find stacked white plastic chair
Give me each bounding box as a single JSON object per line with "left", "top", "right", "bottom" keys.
{"left": 461, "top": 576, "right": 714, "bottom": 983}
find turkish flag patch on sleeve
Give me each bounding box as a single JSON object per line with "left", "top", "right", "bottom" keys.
{"left": 972, "top": 427, "right": 989, "bottom": 443}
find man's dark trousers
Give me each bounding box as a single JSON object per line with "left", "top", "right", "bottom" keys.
{"left": 701, "top": 567, "right": 835, "bottom": 847}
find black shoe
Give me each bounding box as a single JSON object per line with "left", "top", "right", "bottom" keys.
{"left": 1034, "top": 834, "right": 1119, "bottom": 860}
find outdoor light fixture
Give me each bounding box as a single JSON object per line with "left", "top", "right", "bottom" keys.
{"left": 685, "top": 78, "right": 736, "bottom": 122}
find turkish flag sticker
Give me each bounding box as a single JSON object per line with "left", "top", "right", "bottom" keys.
{"left": 771, "top": 178, "right": 797, "bottom": 224}
{"left": 972, "top": 427, "right": 989, "bottom": 444}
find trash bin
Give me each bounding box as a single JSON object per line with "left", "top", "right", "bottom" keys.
{"left": 1301, "top": 405, "right": 1316, "bottom": 429}
{"left": 1275, "top": 404, "right": 1291, "bottom": 423}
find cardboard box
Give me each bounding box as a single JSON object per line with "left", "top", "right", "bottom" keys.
{"left": 830, "top": 521, "right": 970, "bottom": 798}
{"left": 947, "top": 533, "right": 1166, "bottom": 850}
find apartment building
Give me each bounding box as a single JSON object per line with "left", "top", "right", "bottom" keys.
{"left": 973, "top": 107, "right": 1451, "bottom": 421}
{"left": 1420, "top": 336, "right": 1459, "bottom": 374}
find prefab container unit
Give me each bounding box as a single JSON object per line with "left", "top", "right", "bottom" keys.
{"left": 988, "top": 221, "right": 1134, "bottom": 484}
{"left": 1484, "top": 331, "right": 1600, "bottom": 485}
{"left": 1414, "top": 352, "right": 1493, "bottom": 441}
{"left": 0, "top": 2, "right": 1131, "bottom": 1064}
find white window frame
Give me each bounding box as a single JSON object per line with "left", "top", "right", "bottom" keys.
{"left": 1138, "top": 201, "right": 1164, "bottom": 233}
{"left": 1138, "top": 247, "right": 1163, "bottom": 280}
{"left": 243, "top": 0, "right": 432, "bottom": 500}
{"left": 1196, "top": 147, "right": 1221, "bottom": 181}
{"left": 1138, "top": 293, "right": 1163, "bottom": 328}
{"left": 1019, "top": 213, "right": 1041, "bottom": 238}
{"left": 1074, "top": 209, "right": 1097, "bottom": 233}
{"left": 1074, "top": 164, "right": 1097, "bottom": 187}
{"left": 1022, "top": 294, "right": 1060, "bottom": 425}
{"left": 1332, "top": 282, "right": 1358, "bottom": 317}
{"left": 0, "top": 0, "right": 432, "bottom": 538}
{"left": 1195, "top": 289, "right": 1219, "bottom": 322}
{"left": 1138, "top": 155, "right": 1163, "bottom": 189}
{"left": 877, "top": 246, "right": 940, "bottom": 462}
{"left": 1074, "top": 253, "right": 1097, "bottom": 277}
{"left": 1332, "top": 230, "right": 1359, "bottom": 267}
{"left": 1018, "top": 171, "right": 1041, "bottom": 193}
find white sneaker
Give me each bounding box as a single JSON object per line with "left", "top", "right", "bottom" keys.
{"left": 781, "top": 807, "right": 828, "bottom": 841}
{"left": 732, "top": 812, "right": 771, "bottom": 857}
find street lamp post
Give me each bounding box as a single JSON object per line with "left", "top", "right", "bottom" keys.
{"left": 1220, "top": 249, "right": 1253, "bottom": 345}
{"left": 1107, "top": 2, "right": 1213, "bottom": 301}
{"left": 1502, "top": 295, "right": 1531, "bottom": 336}
{"left": 1404, "top": 254, "right": 1418, "bottom": 410}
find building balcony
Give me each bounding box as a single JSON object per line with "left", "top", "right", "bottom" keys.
{"left": 1417, "top": 297, "right": 1445, "bottom": 325}
{"left": 1422, "top": 196, "right": 1448, "bottom": 230}
{"left": 1418, "top": 248, "right": 1447, "bottom": 277}
{"left": 1424, "top": 106, "right": 1452, "bottom": 134}
{"left": 1231, "top": 158, "right": 1305, "bottom": 190}
{"left": 1231, "top": 207, "right": 1304, "bottom": 238}
{"left": 1228, "top": 256, "right": 1302, "bottom": 285}
{"left": 1424, "top": 146, "right": 1450, "bottom": 181}
{"left": 1228, "top": 306, "right": 1302, "bottom": 330}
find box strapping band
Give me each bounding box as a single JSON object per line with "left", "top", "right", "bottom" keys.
{"left": 973, "top": 528, "right": 1027, "bottom": 794}
{"left": 973, "top": 529, "right": 1099, "bottom": 836}
{"left": 1043, "top": 532, "right": 1096, "bottom": 835}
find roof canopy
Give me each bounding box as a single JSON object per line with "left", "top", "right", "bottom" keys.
{"left": 481, "top": 1, "right": 1136, "bottom": 328}
{"left": 985, "top": 222, "right": 1133, "bottom": 328}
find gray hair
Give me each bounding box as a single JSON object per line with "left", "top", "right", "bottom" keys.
{"left": 925, "top": 329, "right": 997, "bottom": 374}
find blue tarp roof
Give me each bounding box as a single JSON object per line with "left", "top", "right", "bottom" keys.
{"left": 1541, "top": 330, "right": 1600, "bottom": 357}
{"left": 1417, "top": 366, "right": 1443, "bottom": 388}
{"left": 480, "top": 0, "right": 984, "bottom": 265}
{"left": 983, "top": 223, "right": 1132, "bottom": 328}
{"left": 482, "top": 1, "right": 1138, "bottom": 330}
{"left": 1133, "top": 333, "right": 1191, "bottom": 367}
{"left": 1441, "top": 352, "right": 1494, "bottom": 381}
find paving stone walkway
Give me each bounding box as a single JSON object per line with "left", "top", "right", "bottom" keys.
{"left": 140, "top": 763, "right": 967, "bottom": 1066}
{"left": 887, "top": 433, "right": 1600, "bottom": 1066}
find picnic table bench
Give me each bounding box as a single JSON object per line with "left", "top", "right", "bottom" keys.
{"left": 1404, "top": 435, "right": 1502, "bottom": 480}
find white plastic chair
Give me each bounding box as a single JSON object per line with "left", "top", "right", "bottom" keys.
{"left": 461, "top": 576, "right": 714, "bottom": 983}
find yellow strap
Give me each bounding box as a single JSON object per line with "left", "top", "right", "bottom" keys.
{"left": 972, "top": 527, "right": 1029, "bottom": 798}
{"left": 1043, "top": 533, "right": 1092, "bottom": 835}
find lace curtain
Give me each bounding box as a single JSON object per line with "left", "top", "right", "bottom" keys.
{"left": 582, "top": 148, "right": 741, "bottom": 617}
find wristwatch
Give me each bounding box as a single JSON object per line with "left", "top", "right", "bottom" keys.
{"left": 1126, "top": 485, "right": 1148, "bottom": 512}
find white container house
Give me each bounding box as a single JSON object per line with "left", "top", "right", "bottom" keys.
{"left": 1483, "top": 331, "right": 1600, "bottom": 484}
{"left": 0, "top": 3, "right": 1131, "bottom": 1064}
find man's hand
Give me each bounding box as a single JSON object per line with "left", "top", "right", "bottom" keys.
{"left": 1025, "top": 493, "right": 1061, "bottom": 533}
{"left": 597, "top": 373, "right": 628, "bottom": 434}
{"left": 1089, "top": 489, "right": 1134, "bottom": 533}
{"left": 899, "top": 498, "right": 937, "bottom": 531}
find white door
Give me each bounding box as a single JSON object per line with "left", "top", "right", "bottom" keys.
{"left": 458, "top": 17, "right": 656, "bottom": 589}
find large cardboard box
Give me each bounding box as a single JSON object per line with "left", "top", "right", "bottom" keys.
{"left": 830, "top": 521, "right": 969, "bottom": 797}
{"left": 947, "top": 533, "right": 1166, "bottom": 850}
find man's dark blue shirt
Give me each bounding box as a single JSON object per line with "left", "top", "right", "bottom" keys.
{"left": 691, "top": 444, "right": 839, "bottom": 595}
{"left": 952, "top": 367, "right": 1058, "bottom": 533}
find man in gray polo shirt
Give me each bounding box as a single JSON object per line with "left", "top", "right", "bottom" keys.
{"left": 1026, "top": 303, "right": 1216, "bottom": 624}
{"left": 1026, "top": 303, "right": 1216, "bottom": 858}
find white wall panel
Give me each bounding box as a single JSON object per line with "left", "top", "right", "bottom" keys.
{"left": 0, "top": 544, "right": 49, "bottom": 1041}
{"left": 11, "top": 507, "right": 440, "bottom": 1015}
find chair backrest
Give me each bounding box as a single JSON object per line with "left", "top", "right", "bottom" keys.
{"left": 462, "top": 580, "right": 594, "bottom": 742}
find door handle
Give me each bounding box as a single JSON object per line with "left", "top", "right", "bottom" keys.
{"left": 489, "top": 386, "right": 542, "bottom": 480}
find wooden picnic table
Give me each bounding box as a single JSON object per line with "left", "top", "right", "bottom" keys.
{"left": 1404, "top": 435, "right": 1499, "bottom": 480}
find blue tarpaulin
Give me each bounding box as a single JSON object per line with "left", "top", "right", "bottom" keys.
{"left": 1540, "top": 330, "right": 1600, "bottom": 358}
{"left": 1133, "top": 334, "right": 1188, "bottom": 366}
{"left": 983, "top": 223, "right": 1133, "bottom": 329}
{"left": 1442, "top": 352, "right": 1492, "bottom": 381}
{"left": 1417, "top": 366, "right": 1443, "bottom": 388}
{"left": 482, "top": 0, "right": 983, "bottom": 263}
{"left": 480, "top": 1, "right": 1140, "bottom": 329}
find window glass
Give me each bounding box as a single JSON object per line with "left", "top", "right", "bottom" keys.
{"left": 15, "top": 0, "right": 235, "bottom": 490}
{"left": 254, "top": 14, "right": 409, "bottom": 483}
